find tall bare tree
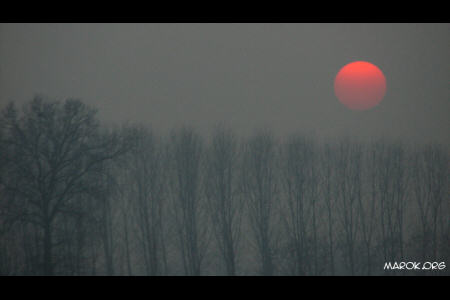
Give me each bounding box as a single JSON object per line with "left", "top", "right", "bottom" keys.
{"left": 412, "top": 143, "right": 448, "bottom": 262}
{"left": 168, "top": 127, "right": 208, "bottom": 275}
{"left": 0, "top": 97, "right": 130, "bottom": 275}
{"left": 334, "top": 139, "right": 362, "bottom": 275}
{"left": 373, "top": 141, "right": 409, "bottom": 274}
{"left": 204, "top": 125, "right": 243, "bottom": 275}
{"left": 127, "top": 126, "right": 167, "bottom": 275}
{"left": 358, "top": 141, "right": 382, "bottom": 275}
{"left": 242, "top": 130, "right": 278, "bottom": 275}
{"left": 281, "top": 135, "right": 317, "bottom": 275}
{"left": 318, "top": 141, "right": 336, "bottom": 275}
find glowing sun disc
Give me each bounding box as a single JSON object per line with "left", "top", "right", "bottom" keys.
{"left": 334, "top": 61, "right": 386, "bottom": 111}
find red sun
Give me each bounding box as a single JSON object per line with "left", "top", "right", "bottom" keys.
{"left": 334, "top": 61, "right": 386, "bottom": 111}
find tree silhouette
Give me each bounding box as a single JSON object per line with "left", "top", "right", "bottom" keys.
{"left": 0, "top": 97, "right": 130, "bottom": 275}
{"left": 0, "top": 97, "right": 448, "bottom": 276}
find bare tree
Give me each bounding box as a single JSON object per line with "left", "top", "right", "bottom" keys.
{"left": 373, "top": 140, "right": 409, "bottom": 274}
{"left": 318, "top": 141, "right": 336, "bottom": 275}
{"left": 357, "top": 141, "right": 382, "bottom": 275}
{"left": 242, "top": 130, "right": 278, "bottom": 276}
{"left": 334, "top": 139, "right": 361, "bottom": 275}
{"left": 168, "top": 127, "right": 208, "bottom": 275}
{"left": 0, "top": 97, "right": 130, "bottom": 275}
{"left": 412, "top": 144, "right": 448, "bottom": 263}
{"left": 126, "top": 126, "right": 167, "bottom": 275}
{"left": 280, "top": 135, "right": 316, "bottom": 275}
{"left": 204, "top": 125, "right": 243, "bottom": 275}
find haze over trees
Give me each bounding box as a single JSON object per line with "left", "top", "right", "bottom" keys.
{"left": 0, "top": 97, "right": 448, "bottom": 275}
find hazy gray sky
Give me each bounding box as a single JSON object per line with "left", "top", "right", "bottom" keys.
{"left": 1, "top": 23, "right": 449, "bottom": 145}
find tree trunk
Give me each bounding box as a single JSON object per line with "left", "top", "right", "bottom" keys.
{"left": 43, "top": 220, "right": 53, "bottom": 275}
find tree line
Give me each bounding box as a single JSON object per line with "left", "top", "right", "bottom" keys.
{"left": 0, "top": 97, "right": 448, "bottom": 275}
